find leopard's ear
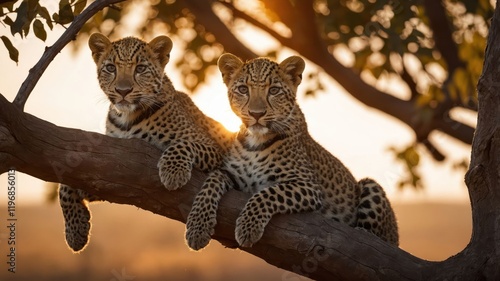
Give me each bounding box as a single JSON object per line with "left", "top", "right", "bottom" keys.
{"left": 218, "top": 53, "right": 244, "bottom": 85}
{"left": 148, "top": 35, "right": 173, "bottom": 68}
{"left": 88, "top": 33, "right": 111, "bottom": 64}
{"left": 279, "top": 56, "right": 305, "bottom": 87}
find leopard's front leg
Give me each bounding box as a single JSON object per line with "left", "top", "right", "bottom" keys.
{"left": 158, "top": 139, "right": 223, "bottom": 190}
{"left": 185, "top": 169, "right": 232, "bottom": 250}
{"left": 235, "top": 182, "right": 323, "bottom": 247}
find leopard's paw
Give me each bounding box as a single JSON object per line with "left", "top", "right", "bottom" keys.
{"left": 185, "top": 212, "right": 215, "bottom": 251}
{"left": 157, "top": 158, "right": 192, "bottom": 190}
{"left": 235, "top": 214, "right": 266, "bottom": 248}
{"left": 185, "top": 224, "right": 213, "bottom": 251}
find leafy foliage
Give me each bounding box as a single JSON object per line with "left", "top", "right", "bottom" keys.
{"left": 144, "top": 1, "right": 223, "bottom": 91}
{"left": 0, "top": 0, "right": 89, "bottom": 63}
{"left": 389, "top": 145, "right": 422, "bottom": 190}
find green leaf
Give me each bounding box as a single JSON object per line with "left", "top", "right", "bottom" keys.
{"left": 52, "top": 12, "right": 59, "bottom": 23}
{"left": 368, "top": 65, "right": 384, "bottom": 79}
{"left": 33, "top": 19, "right": 47, "bottom": 41}
{"left": 1, "top": 35, "right": 19, "bottom": 63}
{"left": 22, "top": 15, "right": 31, "bottom": 36}
{"left": 3, "top": 15, "right": 13, "bottom": 27}
{"left": 27, "top": 0, "right": 40, "bottom": 19}
{"left": 37, "top": 6, "right": 53, "bottom": 29}
{"left": 73, "top": 0, "right": 87, "bottom": 16}
{"left": 462, "top": 1, "right": 478, "bottom": 13}
{"left": 353, "top": 48, "right": 371, "bottom": 72}
{"left": 11, "top": 1, "right": 28, "bottom": 37}
{"left": 411, "top": 28, "right": 425, "bottom": 39}
{"left": 57, "top": 0, "right": 74, "bottom": 24}
{"left": 0, "top": 1, "right": 15, "bottom": 12}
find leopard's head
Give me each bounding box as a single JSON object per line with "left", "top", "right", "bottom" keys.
{"left": 88, "top": 33, "right": 172, "bottom": 113}
{"left": 218, "top": 53, "right": 305, "bottom": 136}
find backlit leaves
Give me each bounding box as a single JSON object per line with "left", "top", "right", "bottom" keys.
{"left": 53, "top": 0, "right": 75, "bottom": 24}
{"left": 1, "top": 35, "right": 19, "bottom": 63}
{"left": 10, "top": 0, "right": 29, "bottom": 37}
{"left": 389, "top": 145, "right": 423, "bottom": 190}
{"left": 33, "top": 19, "right": 46, "bottom": 41}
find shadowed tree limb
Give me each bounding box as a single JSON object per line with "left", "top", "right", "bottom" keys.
{"left": 423, "top": 0, "right": 465, "bottom": 75}
{"left": 184, "top": 0, "right": 257, "bottom": 61}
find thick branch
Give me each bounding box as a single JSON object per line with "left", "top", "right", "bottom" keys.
{"left": 1, "top": 94, "right": 472, "bottom": 281}
{"left": 184, "top": 0, "right": 257, "bottom": 60}
{"left": 423, "top": 0, "right": 465, "bottom": 74}
{"left": 13, "top": 0, "right": 125, "bottom": 110}
{"left": 463, "top": 1, "right": 500, "bottom": 279}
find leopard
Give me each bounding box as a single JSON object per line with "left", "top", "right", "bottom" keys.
{"left": 59, "top": 33, "right": 234, "bottom": 252}
{"left": 185, "top": 53, "right": 399, "bottom": 250}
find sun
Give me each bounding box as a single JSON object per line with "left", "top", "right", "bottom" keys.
{"left": 217, "top": 111, "right": 242, "bottom": 132}
{"left": 190, "top": 82, "right": 242, "bottom": 133}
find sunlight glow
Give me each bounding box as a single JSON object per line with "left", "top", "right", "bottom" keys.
{"left": 217, "top": 112, "right": 242, "bottom": 133}
{"left": 189, "top": 81, "right": 242, "bottom": 133}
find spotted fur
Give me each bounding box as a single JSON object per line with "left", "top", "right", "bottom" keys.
{"left": 59, "top": 33, "right": 234, "bottom": 252}
{"left": 185, "top": 54, "right": 398, "bottom": 250}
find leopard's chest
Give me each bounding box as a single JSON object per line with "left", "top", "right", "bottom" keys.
{"left": 105, "top": 107, "right": 196, "bottom": 150}
{"left": 107, "top": 121, "right": 166, "bottom": 147}
{"left": 223, "top": 137, "right": 306, "bottom": 194}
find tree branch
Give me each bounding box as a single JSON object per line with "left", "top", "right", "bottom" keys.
{"left": 401, "top": 62, "right": 419, "bottom": 101}
{"left": 218, "top": 1, "right": 286, "bottom": 42}
{"left": 13, "top": 0, "right": 125, "bottom": 111}
{"left": 422, "top": 0, "right": 465, "bottom": 74}
{"left": 184, "top": 0, "right": 257, "bottom": 60}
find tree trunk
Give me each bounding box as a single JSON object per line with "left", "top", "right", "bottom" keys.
{"left": 0, "top": 1, "right": 499, "bottom": 280}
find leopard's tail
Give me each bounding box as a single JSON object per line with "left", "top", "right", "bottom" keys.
{"left": 356, "top": 178, "right": 399, "bottom": 246}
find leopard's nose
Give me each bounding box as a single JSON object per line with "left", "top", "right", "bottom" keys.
{"left": 115, "top": 86, "right": 133, "bottom": 97}
{"left": 249, "top": 110, "right": 266, "bottom": 121}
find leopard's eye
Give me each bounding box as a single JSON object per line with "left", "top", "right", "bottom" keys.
{"left": 269, "top": 87, "right": 280, "bottom": 95}
{"left": 237, "top": 85, "right": 249, "bottom": 95}
{"left": 105, "top": 64, "right": 116, "bottom": 73}
{"left": 135, "top": 65, "right": 147, "bottom": 74}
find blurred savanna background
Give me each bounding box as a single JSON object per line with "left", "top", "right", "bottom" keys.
{"left": 0, "top": 0, "right": 488, "bottom": 280}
